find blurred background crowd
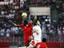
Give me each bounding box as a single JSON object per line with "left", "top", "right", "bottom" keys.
{"left": 0, "top": 0, "right": 64, "bottom": 48}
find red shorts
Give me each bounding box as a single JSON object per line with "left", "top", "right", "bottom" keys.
{"left": 24, "top": 36, "right": 29, "bottom": 46}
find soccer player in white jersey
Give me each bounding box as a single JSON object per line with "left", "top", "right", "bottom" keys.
{"left": 28, "top": 20, "right": 42, "bottom": 48}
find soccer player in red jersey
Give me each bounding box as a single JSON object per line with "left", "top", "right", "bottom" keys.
{"left": 14, "top": 12, "right": 32, "bottom": 47}
{"left": 36, "top": 38, "right": 48, "bottom": 48}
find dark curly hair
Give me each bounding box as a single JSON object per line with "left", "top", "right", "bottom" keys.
{"left": 42, "top": 38, "right": 47, "bottom": 42}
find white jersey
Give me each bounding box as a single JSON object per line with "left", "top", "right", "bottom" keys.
{"left": 28, "top": 25, "right": 42, "bottom": 48}
{"left": 33, "top": 25, "right": 42, "bottom": 43}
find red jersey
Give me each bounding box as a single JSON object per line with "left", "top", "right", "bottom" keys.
{"left": 36, "top": 42, "right": 47, "bottom": 48}
{"left": 17, "top": 22, "right": 32, "bottom": 46}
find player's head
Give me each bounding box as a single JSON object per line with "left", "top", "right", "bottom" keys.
{"left": 42, "top": 38, "right": 47, "bottom": 42}
{"left": 36, "top": 20, "right": 40, "bottom": 25}
{"left": 24, "top": 20, "right": 28, "bottom": 26}
{"left": 33, "top": 19, "right": 40, "bottom": 26}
